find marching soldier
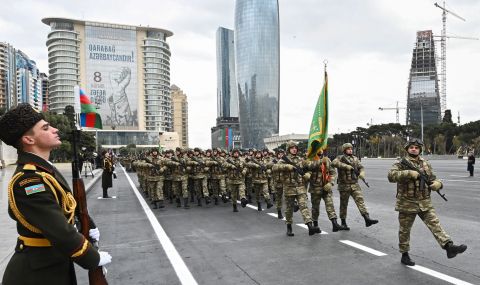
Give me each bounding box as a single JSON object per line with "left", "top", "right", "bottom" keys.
{"left": 245, "top": 150, "right": 273, "bottom": 211}
{"left": 0, "top": 104, "right": 111, "bottom": 284}
{"left": 187, "top": 147, "right": 210, "bottom": 206}
{"left": 332, "top": 143, "right": 378, "bottom": 230}
{"left": 205, "top": 148, "right": 228, "bottom": 204}
{"left": 273, "top": 141, "right": 319, "bottom": 236}
{"left": 269, "top": 149, "right": 285, "bottom": 219}
{"left": 165, "top": 148, "right": 190, "bottom": 208}
{"left": 305, "top": 152, "right": 345, "bottom": 232}
{"left": 388, "top": 138, "right": 467, "bottom": 266}
{"left": 145, "top": 149, "right": 166, "bottom": 209}
{"left": 224, "top": 149, "right": 248, "bottom": 212}
{"left": 163, "top": 149, "right": 175, "bottom": 204}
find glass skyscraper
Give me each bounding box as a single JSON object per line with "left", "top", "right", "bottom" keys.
{"left": 216, "top": 27, "right": 237, "bottom": 118}
{"left": 235, "top": 0, "right": 280, "bottom": 148}
{"left": 407, "top": 30, "right": 441, "bottom": 126}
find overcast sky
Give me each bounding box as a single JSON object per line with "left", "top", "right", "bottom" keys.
{"left": 1, "top": 0, "right": 479, "bottom": 148}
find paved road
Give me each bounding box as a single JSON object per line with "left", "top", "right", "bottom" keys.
{"left": 1, "top": 159, "right": 479, "bottom": 285}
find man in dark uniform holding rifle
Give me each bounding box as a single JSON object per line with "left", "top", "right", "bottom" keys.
{"left": 0, "top": 104, "right": 111, "bottom": 285}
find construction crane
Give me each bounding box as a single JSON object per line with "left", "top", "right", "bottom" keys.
{"left": 434, "top": 2, "right": 479, "bottom": 113}
{"left": 378, "top": 101, "right": 406, "bottom": 124}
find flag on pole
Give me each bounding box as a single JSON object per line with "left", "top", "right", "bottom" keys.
{"left": 306, "top": 70, "right": 328, "bottom": 160}
{"left": 79, "top": 88, "right": 103, "bottom": 129}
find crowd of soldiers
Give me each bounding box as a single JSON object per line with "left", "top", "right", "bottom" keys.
{"left": 125, "top": 141, "right": 378, "bottom": 237}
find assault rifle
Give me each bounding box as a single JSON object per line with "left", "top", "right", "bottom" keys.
{"left": 191, "top": 156, "right": 206, "bottom": 166}
{"left": 246, "top": 157, "right": 267, "bottom": 172}
{"left": 340, "top": 156, "right": 370, "bottom": 188}
{"left": 171, "top": 156, "right": 187, "bottom": 171}
{"left": 399, "top": 158, "right": 448, "bottom": 202}
{"left": 226, "top": 158, "right": 242, "bottom": 173}
{"left": 281, "top": 155, "right": 305, "bottom": 176}
{"left": 67, "top": 106, "right": 108, "bottom": 285}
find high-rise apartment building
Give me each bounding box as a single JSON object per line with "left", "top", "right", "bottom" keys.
{"left": 407, "top": 30, "right": 441, "bottom": 126}
{"left": 234, "top": 0, "right": 280, "bottom": 148}
{"left": 0, "top": 42, "right": 16, "bottom": 109}
{"left": 40, "top": 72, "right": 49, "bottom": 111}
{"left": 42, "top": 18, "right": 173, "bottom": 131}
{"left": 171, "top": 85, "right": 188, "bottom": 148}
{"left": 15, "top": 50, "right": 42, "bottom": 111}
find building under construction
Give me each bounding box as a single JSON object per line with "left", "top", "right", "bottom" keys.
{"left": 406, "top": 30, "right": 442, "bottom": 126}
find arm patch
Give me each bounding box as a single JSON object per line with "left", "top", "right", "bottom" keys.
{"left": 19, "top": 177, "right": 42, "bottom": 187}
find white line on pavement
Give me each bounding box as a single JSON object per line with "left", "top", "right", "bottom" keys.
{"left": 122, "top": 167, "right": 198, "bottom": 285}
{"left": 267, "top": 212, "right": 286, "bottom": 221}
{"left": 410, "top": 265, "right": 475, "bottom": 285}
{"left": 339, "top": 240, "right": 387, "bottom": 256}
{"left": 443, "top": 179, "right": 480, "bottom": 183}
{"left": 296, "top": 224, "right": 329, "bottom": 235}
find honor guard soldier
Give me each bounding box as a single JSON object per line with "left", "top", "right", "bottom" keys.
{"left": 0, "top": 104, "right": 111, "bottom": 285}
{"left": 388, "top": 138, "right": 467, "bottom": 266}
{"left": 332, "top": 143, "right": 378, "bottom": 230}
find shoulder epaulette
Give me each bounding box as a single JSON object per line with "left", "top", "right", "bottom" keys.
{"left": 23, "top": 164, "right": 37, "bottom": 171}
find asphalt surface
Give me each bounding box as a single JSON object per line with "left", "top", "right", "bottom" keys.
{"left": 1, "top": 159, "right": 479, "bottom": 285}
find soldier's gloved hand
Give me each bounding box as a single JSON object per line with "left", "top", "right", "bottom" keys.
{"left": 429, "top": 180, "right": 443, "bottom": 191}
{"left": 303, "top": 172, "right": 311, "bottom": 180}
{"left": 285, "top": 164, "right": 295, "bottom": 171}
{"left": 358, "top": 173, "right": 365, "bottom": 180}
{"left": 98, "top": 251, "right": 112, "bottom": 266}
{"left": 406, "top": 170, "right": 420, "bottom": 180}
{"left": 323, "top": 182, "right": 333, "bottom": 192}
{"left": 89, "top": 228, "right": 100, "bottom": 241}
{"left": 345, "top": 165, "right": 354, "bottom": 171}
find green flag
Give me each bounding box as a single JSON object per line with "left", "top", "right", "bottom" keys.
{"left": 307, "top": 71, "right": 328, "bottom": 160}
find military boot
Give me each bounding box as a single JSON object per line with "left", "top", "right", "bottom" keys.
{"left": 158, "top": 200, "right": 165, "bottom": 208}
{"left": 313, "top": 221, "right": 322, "bottom": 234}
{"left": 176, "top": 198, "right": 181, "bottom": 208}
{"left": 183, "top": 198, "right": 190, "bottom": 209}
{"left": 401, "top": 252, "right": 415, "bottom": 266}
{"left": 257, "top": 202, "right": 262, "bottom": 211}
{"left": 221, "top": 194, "right": 228, "bottom": 203}
{"left": 233, "top": 204, "right": 238, "bottom": 212}
{"left": 331, "top": 218, "right": 343, "bottom": 232}
{"left": 306, "top": 222, "right": 319, "bottom": 236}
{"left": 214, "top": 197, "right": 219, "bottom": 205}
{"left": 286, "top": 224, "right": 294, "bottom": 236}
{"left": 241, "top": 198, "right": 248, "bottom": 208}
{"left": 293, "top": 201, "right": 299, "bottom": 212}
{"left": 444, "top": 242, "right": 467, "bottom": 259}
{"left": 266, "top": 200, "right": 273, "bottom": 209}
{"left": 152, "top": 201, "right": 158, "bottom": 209}
{"left": 277, "top": 209, "right": 284, "bottom": 219}
{"left": 205, "top": 196, "right": 211, "bottom": 205}
{"left": 197, "top": 198, "right": 202, "bottom": 206}
{"left": 362, "top": 213, "right": 378, "bottom": 227}
{"left": 341, "top": 219, "right": 350, "bottom": 231}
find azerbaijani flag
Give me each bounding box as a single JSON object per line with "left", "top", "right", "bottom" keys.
{"left": 79, "top": 88, "right": 103, "bottom": 129}
{"left": 306, "top": 70, "right": 328, "bottom": 160}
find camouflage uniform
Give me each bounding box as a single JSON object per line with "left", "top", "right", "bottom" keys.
{"left": 205, "top": 152, "right": 227, "bottom": 204}
{"left": 165, "top": 152, "right": 190, "bottom": 208}
{"left": 245, "top": 155, "right": 273, "bottom": 211}
{"left": 272, "top": 141, "right": 318, "bottom": 236}
{"left": 387, "top": 138, "right": 467, "bottom": 265}
{"left": 332, "top": 143, "right": 377, "bottom": 229}
{"left": 268, "top": 153, "right": 284, "bottom": 219}
{"left": 305, "top": 157, "right": 344, "bottom": 231}
{"left": 186, "top": 150, "right": 210, "bottom": 205}
{"left": 224, "top": 152, "right": 247, "bottom": 212}
{"left": 145, "top": 154, "right": 166, "bottom": 208}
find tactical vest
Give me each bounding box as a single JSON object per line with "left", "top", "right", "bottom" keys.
{"left": 336, "top": 155, "right": 360, "bottom": 184}
{"left": 396, "top": 158, "right": 432, "bottom": 200}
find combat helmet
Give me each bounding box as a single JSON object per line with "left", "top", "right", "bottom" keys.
{"left": 404, "top": 138, "right": 424, "bottom": 151}
{"left": 286, "top": 140, "right": 298, "bottom": 150}
{"left": 342, "top": 143, "right": 353, "bottom": 152}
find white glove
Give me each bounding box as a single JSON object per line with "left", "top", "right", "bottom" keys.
{"left": 89, "top": 228, "right": 100, "bottom": 241}
{"left": 98, "top": 251, "right": 112, "bottom": 266}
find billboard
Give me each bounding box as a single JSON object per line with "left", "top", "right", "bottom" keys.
{"left": 85, "top": 25, "right": 138, "bottom": 128}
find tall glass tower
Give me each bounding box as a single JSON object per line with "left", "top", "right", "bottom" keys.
{"left": 216, "top": 27, "right": 237, "bottom": 118}
{"left": 235, "top": 0, "right": 280, "bottom": 148}
{"left": 407, "top": 30, "right": 441, "bottom": 126}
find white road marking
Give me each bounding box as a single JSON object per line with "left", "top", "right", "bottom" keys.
{"left": 97, "top": 196, "right": 117, "bottom": 199}
{"left": 122, "top": 167, "right": 198, "bottom": 285}
{"left": 339, "top": 240, "right": 387, "bottom": 256}
{"left": 296, "top": 224, "right": 328, "bottom": 235}
{"left": 267, "top": 213, "right": 286, "bottom": 221}
{"left": 410, "top": 265, "right": 475, "bottom": 285}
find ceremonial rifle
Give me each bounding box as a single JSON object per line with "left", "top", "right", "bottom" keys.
{"left": 66, "top": 106, "right": 108, "bottom": 285}
{"left": 281, "top": 155, "right": 305, "bottom": 176}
